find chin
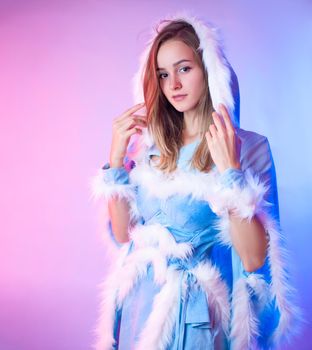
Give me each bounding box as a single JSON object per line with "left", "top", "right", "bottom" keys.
{"left": 172, "top": 106, "right": 185, "bottom": 113}
{"left": 173, "top": 104, "right": 197, "bottom": 114}
{"left": 169, "top": 101, "right": 192, "bottom": 113}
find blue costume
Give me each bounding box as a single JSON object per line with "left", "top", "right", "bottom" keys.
{"left": 92, "top": 15, "right": 298, "bottom": 350}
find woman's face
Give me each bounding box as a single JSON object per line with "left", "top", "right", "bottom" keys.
{"left": 156, "top": 39, "right": 205, "bottom": 114}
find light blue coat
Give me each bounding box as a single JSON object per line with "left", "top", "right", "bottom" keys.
{"left": 98, "top": 128, "right": 291, "bottom": 350}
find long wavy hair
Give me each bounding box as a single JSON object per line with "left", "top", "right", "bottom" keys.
{"left": 143, "top": 20, "right": 215, "bottom": 173}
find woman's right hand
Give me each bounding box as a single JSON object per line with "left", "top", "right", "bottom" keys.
{"left": 109, "top": 102, "right": 147, "bottom": 167}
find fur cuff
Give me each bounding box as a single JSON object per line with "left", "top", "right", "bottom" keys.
{"left": 90, "top": 167, "right": 136, "bottom": 201}
{"left": 210, "top": 169, "right": 269, "bottom": 221}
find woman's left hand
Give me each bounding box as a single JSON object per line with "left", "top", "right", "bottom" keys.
{"left": 205, "top": 104, "right": 241, "bottom": 174}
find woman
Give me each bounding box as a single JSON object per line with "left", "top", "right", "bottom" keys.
{"left": 92, "top": 15, "right": 298, "bottom": 350}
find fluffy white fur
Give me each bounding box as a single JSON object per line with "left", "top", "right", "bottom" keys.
{"left": 130, "top": 223, "right": 193, "bottom": 259}
{"left": 129, "top": 160, "right": 298, "bottom": 347}
{"left": 130, "top": 161, "right": 267, "bottom": 223}
{"left": 93, "top": 158, "right": 298, "bottom": 349}
{"left": 216, "top": 199, "right": 299, "bottom": 348}
{"left": 93, "top": 244, "right": 130, "bottom": 350}
{"left": 130, "top": 161, "right": 218, "bottom": 200}
{"left": 212, "top": 170, "right": 269, "bottom": 246}
{"left": 214, "top": 184, "right": 299, "bottom": 347}
{"left": 209, "top": 170, "right": 270, "bottom": 221}
{"left": 230, "top": 277, "right": 259, "bottom": 350}
{"left": 191, "top": 261, "right": 230, "bottom": 337}
{"left": 93, "top": 278, "right": 118, "bottom": 350}
{"left": 94, "top": 222, "right": 232, "bottom": 350}
{"left": 176, "top": 14, "right": 235, "bottom": 124}
{"left": 117, "top": 247, "right": 165, "bottom": 304}
{"left": 90, "top": 168, "right": 141, "bottom": 227}
{"left": 256, "top": 213, "right": 301, "bottom": 346}
{"left": 94, "top": 223, "right": 195, "bottom": 350}
{"left": 90, "top": 169, "right": 135, "bottom": 201}
{"left": 135, "top": 266, "right": 182, "bottom": 350}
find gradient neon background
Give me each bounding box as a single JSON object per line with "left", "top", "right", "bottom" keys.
{"left": 0, "top": 1, "right": 311, "bottom": 349}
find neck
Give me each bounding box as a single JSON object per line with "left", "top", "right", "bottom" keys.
{"left": 183, "top": 110, "right": 200, "bottom": 138}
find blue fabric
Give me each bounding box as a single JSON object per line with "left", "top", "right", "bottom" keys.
{"left": 219, "top": 168, "right": 247, "bottom": 188}
{"left": 113, "top": 132, "right": 280, "bottom": 349}
{"left": 102, "top": 166, "right": 130, "bottom": 185}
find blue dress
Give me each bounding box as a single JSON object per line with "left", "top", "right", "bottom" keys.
{"left": 118, "top": 139, "right": 223, "bottom": 349}
{"left": 93, "top": 129, "right": 297, "bottom": 350}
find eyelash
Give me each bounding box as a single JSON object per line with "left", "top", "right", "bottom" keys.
{"left": 158, "top": 73, "right": 168, "bottom": 79}
{"left": 179, "top": 66, "right": 191, "bottom": 73}
{"left": 158, "top": 66, "right": 192, "bottom": 79}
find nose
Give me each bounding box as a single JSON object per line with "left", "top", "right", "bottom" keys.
{"left": 169, "top": 74, "right": 182, "bottom": 90}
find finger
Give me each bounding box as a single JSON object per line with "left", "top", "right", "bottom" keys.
{"left": 131, "top": 114, "right": 147, "bottom": 121}
{"left": 124, "top": 127, "right": 143, "bottom": 138}
{"left": 212, "top": 112, "right": 225, "bottom": 134}
{"left": 205, "top": 130, "right": 212, "bottom": 144}
{"left": 209, "top": 124, "right": 218, "bottom": 138}
{"left": 119, "top": 117, "right": 147, "bottom": 133}
{"left": 116, "top": 111, "right": 147, "bottom": 128}
{"left": 121, "top": 114, "right": 147, "bottom": 126}
{"left": 114, "top": 103, "right": 145, "bottom": 123}
{"left": 116, "top": 114, "right": 147, "bottom": 129}
{"left": 120, "top": 103, "right": 145, "bottom": 120}
{"left": 218, "top": 104, "right": 235, "bottom": 133}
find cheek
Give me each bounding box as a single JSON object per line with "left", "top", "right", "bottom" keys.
{"left": 193, "top": 74, "right": 205, "bottom": 96}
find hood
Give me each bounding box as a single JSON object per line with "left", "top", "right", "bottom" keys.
{"left": 131, "top": 14, "right": 240, "bottom": 150}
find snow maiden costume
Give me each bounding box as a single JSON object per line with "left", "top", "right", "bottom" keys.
{"left": 92, "top": 15, "right": 299, "bottom": 350}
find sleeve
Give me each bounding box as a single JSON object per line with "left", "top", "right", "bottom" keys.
{"left": 91, "top": 154, "right": 141, "bottom": 248}
{"left": 91, "top": 158, "right": 136, "bottom": 201}
{"left": 213, "top": 134, "right": 300, "bottom": 349}
{"left": 209, "top": 136, "right": 277, "bottom": 225}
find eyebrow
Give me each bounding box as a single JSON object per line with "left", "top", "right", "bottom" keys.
{"left": 156, "top": 59, "right": 192, "bottom": 71}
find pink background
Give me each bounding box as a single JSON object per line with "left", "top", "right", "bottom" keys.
{"left": 0, "top": 0, "right": 311, "bottom": 349}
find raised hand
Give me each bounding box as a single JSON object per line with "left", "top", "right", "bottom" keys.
{"left": 110, "top": 103, "right": 147, "bottom": 167}
{"left": 205, "top": 104, "right": 241, "bottom": 174}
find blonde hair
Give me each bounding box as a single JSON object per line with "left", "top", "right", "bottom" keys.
{"left": 143, "top": 20, "right": 215, "bottom": 173}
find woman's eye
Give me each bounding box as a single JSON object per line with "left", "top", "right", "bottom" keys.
{"left": 179, "top": 66, "right": 191, "bottom": 73}
{"left": 158, "top": 73, "right": 168, "bottom": 79}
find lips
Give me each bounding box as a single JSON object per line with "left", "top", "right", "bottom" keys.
{"left": 172, "top": 94, "right": 187, "bottom": 101}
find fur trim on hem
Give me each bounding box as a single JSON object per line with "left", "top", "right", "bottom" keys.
{"left": 226, "top": 214, "right": 300, "bottom": 349}
{"left": 191, "top": 262, "right": 230, "bottom": 337}
{"left": 93, "top": 163, "right": 299, "bottom": 349}
{"left": 93, "top": 224, "right": 194, "bottom": 350}
{"left": 92, "top": 244, "right": 131, "bottom": 350}
{"left": 128, "top": 159, "right": 299, "bottom": 347}
{"left": 260, "top": 215, "right": 302, "bottom": 347}
{"left": 93, "top": 224, "right": 231, "bottom": 350}
{"left": 230, "top": 277, "right": 261, "bottom": 350}
{"left": 135, "top": 267, "right": 182, "bottom": 350}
